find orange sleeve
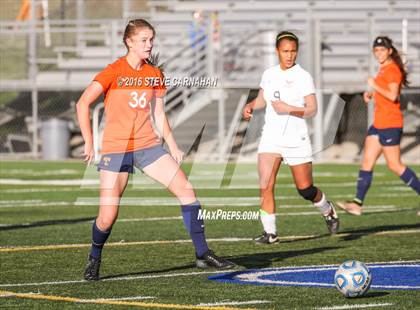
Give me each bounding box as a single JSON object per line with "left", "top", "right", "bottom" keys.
{"left": 93, "top": 64, "right": 116, "bottom": 92}
{"left": 154, "top": 68, "right": 167, "bottom": 98}
{"left": 384, "top": 66, "right": 402, "bottom": 85}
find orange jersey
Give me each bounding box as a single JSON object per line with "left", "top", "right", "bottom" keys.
{"left": 93, "top": 57, "right": 166, "bottom": 154}
{"left": 373, "top": 61, "right": 403, "bottom": 129}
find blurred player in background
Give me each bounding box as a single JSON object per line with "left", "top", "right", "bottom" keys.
{"left": 242, "top": 31, "right": 339, "bottom": 244}
{"left": 76, "top": 19, "right": 234, "bottom": 281}
{"left": 337, "top": 36, "right": 420, "bottom": 216}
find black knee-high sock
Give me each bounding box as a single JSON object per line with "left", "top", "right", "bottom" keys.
{"left": 400, "top": 167, "right": 420, "bottom": 195}
{"left": 355, "top": 170, "right": 373, "bottom": 205}
{"left": 90, "top": 220, "right": 111, "bottom": 258}
{"left": 181, "top": 201, "right": 209, "bottom": 257}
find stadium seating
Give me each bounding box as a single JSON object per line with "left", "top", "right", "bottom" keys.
{"left": 0, "top": 0, "right": 418, "bottom": 160}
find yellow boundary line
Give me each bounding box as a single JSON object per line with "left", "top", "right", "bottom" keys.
{"left": 1, "top": 229, "right": 419, "bottom": 253}
{"left": 0, "top": 290, "right": 257, "bottom": 310}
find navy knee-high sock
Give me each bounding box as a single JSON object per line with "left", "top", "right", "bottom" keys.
{"left": 355, "top": 170, "right": 373, "bottom": 205}
{"left": 90, "top": 220, "right": 111, "bottom": 258}
{"left": 181, "top": 201, "right": 209, "bottom": 257}
{"left": 400, "top": 167, "right": 420, "bottom": 195}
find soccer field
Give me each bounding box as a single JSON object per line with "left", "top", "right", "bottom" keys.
{"left": 0, "top": 161, "right": 419, "bottom": 309}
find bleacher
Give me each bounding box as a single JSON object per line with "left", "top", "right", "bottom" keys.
{"left": 0, "top": 0, "right": 419, "bottom": 160}
{"left": 2, "top": 1, "right": 419, "bottom": 91}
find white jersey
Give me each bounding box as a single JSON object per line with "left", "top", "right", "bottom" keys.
{"left": 259, "top": 63, "right": 315, "bottom": 147}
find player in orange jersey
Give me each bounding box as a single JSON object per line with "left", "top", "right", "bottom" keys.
{"left": 337, "top": 36, "right": 419, "bottom": 216}
{"left": 76, "top": 19, "right": 234, "bottom": 281}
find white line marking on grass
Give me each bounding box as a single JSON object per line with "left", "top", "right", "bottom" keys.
{"left": 0, "top": 188, "right": 92, "bottom": 193}
{"left": 1, "top": 230, "right": 419, "bottom": 254}
{"left": 72, "top": 195, "right": 416, "bottom": 206}
{"left": 0, "top": 270, "right": 231, "bottom": 288}
{"left": 1, "top": 260, "right": 418, "bottom": 289}
{"left": 197, "top": 300, "right": 271, "bottom": 307}
{"left": 0, "top": 206, "right": 408, "bottom": 226}
{"left": 0, "top": 238, "right": 251, "bottom": 253}
{"left": 0, "top": 199, "right": 43, "bottom": 204}
{"left": 44, "top": 172, "right": 384, "bottom": 183}
{"left": 0, "top": 179, "right": 99, "bottom": 186}
{"left": 2, "top": 192, "right": 415, "bottom": 208}
{"left": 0, "top": 177, "right": 400, "bottom": 187}
{"left": 0, "top": 202, "right": 74, "bottom": 208}
{"left": 0, "top": 169, "right": 79, "bottom": 176}
{"left": 315, "top": 303, "right": 393, "bottom": 309}
{"left": 115, "top": 206, "right": 408, "bottom": 222}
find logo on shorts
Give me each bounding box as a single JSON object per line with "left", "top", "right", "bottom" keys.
{"left": 103, "top": 156, "right": 112, "bottom": 166}
{"left": 386, "top": 138, "right": 393, "bottom": 143}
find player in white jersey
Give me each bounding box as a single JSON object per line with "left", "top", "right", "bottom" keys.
{"left": 242, "top": 31, "right": 339, "bottom": 244}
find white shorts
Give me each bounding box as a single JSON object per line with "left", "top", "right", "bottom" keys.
{"left": 257, "top": 135, "right": 313, "bottom": 166}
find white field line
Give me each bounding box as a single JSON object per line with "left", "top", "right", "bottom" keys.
{"left": 0, "top": 183, "right": 411, "bottom": 191}
{"left": 0, "top": 199, "right": 43, "bottom": 204}
{"left": 1, "top": 192, "right": 417, "bottom": 209}
{"left": 0, "top": 270, "right": 230, "bottom": 288}
{"left": 0, "top": 196, "right": 417, "bottom": 210}
{"left": 0, "top": 169, "right": 79, "bottom": 176}
{"left": 1, "top": 230, "right": 419, "bottom": 254}
{"left": 0, "top": 179, "right": 99, "bottom": 186}
{"left": 74, "top": 196, "right": 416, "bottom": 206}
{"left": 0, "top": 171, "right": 387, "bottom": 179}
{"left": 0, "top": 188, "right": 93, "bottom": 193}
{"left": 0, "top": 180, "right": 411, "bottom": 193}
{"left": 1, "top": 260, "right": 418, "bottom": 289}
{"left": 0, "top": 206, "right": 411, "bottom": 227}
{"left": 315, "top": 303, "right": 394, "bottom": 310}
{"left": 0, "top": 202, "right": 76, "bottom": 208}
{"left": 114, "top": 206, "right": 409, "bottom": 222}
{"left": 197, "top": 300, "right": 271, "bottom": 307}
{"left": 0, "top": 177, "right": 401, "bottom": 187}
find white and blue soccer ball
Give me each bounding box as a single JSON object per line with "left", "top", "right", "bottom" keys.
{"left": 334, "top": 260, "right": 372, "bottom": 298}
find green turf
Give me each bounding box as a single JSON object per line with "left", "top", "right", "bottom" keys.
{"left": 0, "top": 161, "right": 419, "bottom": 309}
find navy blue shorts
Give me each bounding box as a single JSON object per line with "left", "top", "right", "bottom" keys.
{"left": 367, "top": 125, "right": 402, "bottom": 146}
{"left": 97, "top": 145, "right": 168, "bottom": 173}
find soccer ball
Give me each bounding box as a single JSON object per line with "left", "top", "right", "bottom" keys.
{"left": 334, "top": 260, "right": 372, "bottom": 298}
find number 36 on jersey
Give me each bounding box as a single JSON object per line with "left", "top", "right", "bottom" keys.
{"left": 128, "top": 91, "right": 148, "bottom": 109}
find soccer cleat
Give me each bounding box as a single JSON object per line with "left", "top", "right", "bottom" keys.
{"left": 84, "top": 254, "right": 101, "bottom": 281}
{"left": 196, "top": 250, "right": 235, "bottom": 269}
{"left": 254, "top": 231, "right": 279, "bottom": 244}
{"left": 324, "top": 202, "right": 340, "bottom": 234}
{"left": 336, "top": 201, "right": 363, "bottom": 216}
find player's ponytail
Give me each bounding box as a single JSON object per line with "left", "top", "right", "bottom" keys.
{"left": 390, "top": 44, "right": 409, "bottom": 88}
